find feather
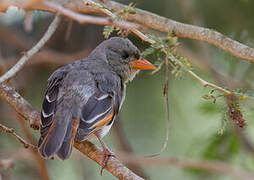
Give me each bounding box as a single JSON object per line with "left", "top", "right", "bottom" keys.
{"left": 76, "top": 92, "right": 114, "bottom": 141}
{"left": 39, "top": 102, "right": 72, "bottom": 158}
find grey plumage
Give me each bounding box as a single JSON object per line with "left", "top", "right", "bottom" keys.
{"left": 38, "top": 37, "right": 142, "bottom": 159}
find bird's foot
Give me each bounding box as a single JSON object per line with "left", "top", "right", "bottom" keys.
{"left": 100, "top": 147, "right": 115, "bottom": 175}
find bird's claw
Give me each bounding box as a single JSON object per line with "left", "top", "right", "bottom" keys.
{"left": 100, "top": 148, "right": 115, "bottom": 175}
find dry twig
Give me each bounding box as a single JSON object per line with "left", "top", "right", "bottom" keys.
{"left": 44, "top": 1, "right": 141, "bottom": 31}
{"left": 0, "top": 123, "right": 37, "bottom": 150}
{"left": 0, "top": 14, "right": 61, "bottom": 83}
{"left": 15, "top": 114, "right": 49, "bottom": 180}
{"left": 0, "top": 159, "right": 14, "bottom": 169}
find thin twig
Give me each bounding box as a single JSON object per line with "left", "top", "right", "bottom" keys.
{"left": 0, "top": 159, "right": 14, "bottom": 169}
{"left": 0, "top": 123, "right": 37, "bottom": 150}
{"left": 0, "top": 14, "right": 61, "bottom": 83}
{"left": 145, "top": 57, "right": 170, "bottom": 157}
{"left": 167, "top": 53, "right": 233, "bottom": 95}
{"left": 15, "top": 114, "right": 49, "bottom": 180}
{"left": 44, "top": 1, "right": 141, "bottom": 30}
{"left": 84, "top": 0, "right": 154, "bottom": 44}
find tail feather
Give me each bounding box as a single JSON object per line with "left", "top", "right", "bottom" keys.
{"left": 57, "top": 118, "right": 80, "bottom": 160}
{"left": 56, "top": 120, "right": 73, "bottom": 160}
{"left": 39, "top": 106, "right": 72, "bottom": 159}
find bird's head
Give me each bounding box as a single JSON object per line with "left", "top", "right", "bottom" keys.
{"left": 90, "top": 37, "right": 156, "bottom": 83}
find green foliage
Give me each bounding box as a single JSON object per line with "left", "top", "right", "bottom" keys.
{"left": 117, "top": 2, "right": 139, "bottom": 19}
{"left": 233, "top": 88, "right": 254, "bottom": 100}
{"left": 102, "top": 2, "right": 140, "bottom": 39}
{"left": 103, "top": 25, "right": 115, "bottom": 39}
{"left": 141, "top": 33, "right": 190, "bottom": 80}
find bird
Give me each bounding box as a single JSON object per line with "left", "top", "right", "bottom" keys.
{"left": 38, "top": 37, "right": 156, "bottom": 173}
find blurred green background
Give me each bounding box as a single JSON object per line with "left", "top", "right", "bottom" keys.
{"left": 1, "top": 0, "right": 254, "bottom": 179}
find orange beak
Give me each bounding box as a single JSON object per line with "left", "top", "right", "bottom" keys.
{"left": 131, "top": 59, "right": 156, "bottom": 70}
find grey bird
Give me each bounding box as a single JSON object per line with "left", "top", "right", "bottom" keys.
{"left": 38, "top": 37, "right": 156, "bottom": 172}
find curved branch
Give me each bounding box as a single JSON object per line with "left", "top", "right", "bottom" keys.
{"left": 44, "top": 1, "right": 141, "bottom": 30}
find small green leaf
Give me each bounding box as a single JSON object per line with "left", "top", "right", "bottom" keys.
{"left": 103, "top": 25, "right": 114, "bottom": 39}
{"left": 141, "top": 47, "right": 156, "bottom": 57}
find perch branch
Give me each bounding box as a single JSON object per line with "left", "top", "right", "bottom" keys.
{"left": 0, "top": 14, "right": 61, "bottom": 83}
{"left": 74, "top": 141, "right": 144, "bottom": 180}
{"left": 0, "top": 83, "right": 41, "bottom": 129}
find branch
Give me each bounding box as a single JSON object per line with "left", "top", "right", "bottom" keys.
{"left": 0, "top": 14, "right": 61, "bottom": 83}
{"left": 15, "top": 114, "right": 50, "bottom": 180}
{"left": 44, "top": 1, "right": 141, "bottom": 31}
{"left": 0, "top": 123, "right": 37, "bottom": 150}
{"left": 0, "top": 159, "right": 14, "bottom": 169}
{"left": 2, "top": 0, "right": 253, "bottom": 62}
{"left": 167, "top": 53, "right": 233, "bottom": 95}
{"left": 0, "top": 84, "right": 40, "bottom": 129}
{"left": 74, "top": 141, "right": 144, "bottom": 180}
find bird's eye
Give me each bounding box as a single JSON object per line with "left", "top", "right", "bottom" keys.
{"left": 121, "top": 50, "right": 129, "bottom": 59}
{"left": 134, "top": 53, "right": 140, "bottom": 59}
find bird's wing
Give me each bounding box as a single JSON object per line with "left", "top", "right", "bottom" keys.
{"left": 38, "top": 67, "right": 95, "bottom": 159}
{"left": 38, "top": 67, "right": 69, "bottom": 147}
{"left": 76, "top": 72, "right": 123, "bottom": 141}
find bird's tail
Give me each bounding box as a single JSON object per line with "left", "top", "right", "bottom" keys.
{"left": 38, "top": 103, "right": 77, "bottom": 160}
{"left": 57, "top": 118, "right": 79, "bottom": 159}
